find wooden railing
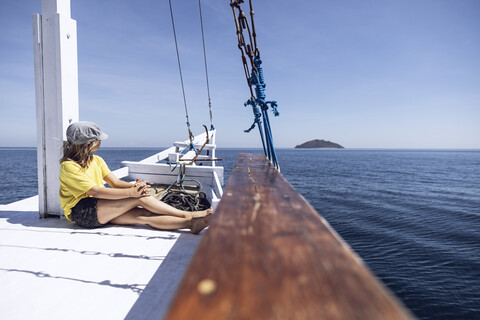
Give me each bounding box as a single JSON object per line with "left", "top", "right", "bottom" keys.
{"left": 164, "top": 153, "right": 414, "bottom": 320}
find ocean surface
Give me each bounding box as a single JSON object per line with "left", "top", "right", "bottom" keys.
{"left": 1, "top": 147, "right": 479, "bottom": 319}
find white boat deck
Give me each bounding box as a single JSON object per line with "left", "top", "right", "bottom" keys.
{"left": 0, "top": 196, "right": 202, "bottom": 320}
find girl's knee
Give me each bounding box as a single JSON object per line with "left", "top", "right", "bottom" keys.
{"left": 138, "top": 196, "right": 153, "bottom": 206}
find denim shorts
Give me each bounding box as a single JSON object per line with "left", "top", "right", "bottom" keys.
{"left": 71, "top": 197, "right": 105, "bottom": 229}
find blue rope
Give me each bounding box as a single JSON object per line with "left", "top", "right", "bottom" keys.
{"left": 188, "top": 142, "right": 197, "bottom": 152}
{"left": 243, "top": 56, "right": 280, "bottom": 169}
{"left": 244, "top": 98, "right": 267, "bottom": 156}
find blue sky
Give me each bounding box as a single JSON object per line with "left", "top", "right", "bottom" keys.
{"left": 1, "top": 0, "right": 479, "bottom": 148}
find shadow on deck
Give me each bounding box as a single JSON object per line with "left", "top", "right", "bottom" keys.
{"left": 0, "top": 204, "right": 202, "bottom": 319}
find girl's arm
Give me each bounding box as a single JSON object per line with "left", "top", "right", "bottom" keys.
{"left": 87, "top": 173, "right": 149, "bottom": 199}
{"left": 86, "top": 183, "right": 147, "bottom": 199}
{"left": 103, "top": 173, "right": 138, "bottom": 188}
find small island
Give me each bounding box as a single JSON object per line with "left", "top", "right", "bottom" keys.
{"left": 295, "top": 139, "right": 344, "bottom": 149}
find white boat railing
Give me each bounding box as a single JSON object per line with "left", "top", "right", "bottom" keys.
{"left": 119, "top": 129, "right": 224, "bottom": 210}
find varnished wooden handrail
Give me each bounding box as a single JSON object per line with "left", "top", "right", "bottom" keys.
{"left": 164, "top": 153, "right": 414, "bottom": 320}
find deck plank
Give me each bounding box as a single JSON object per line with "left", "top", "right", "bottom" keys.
{"left": 0, "top": 209, "right": 195, "bottom": 320}
{"left": 164, "top": 153, "right": 413, "bottom": 320}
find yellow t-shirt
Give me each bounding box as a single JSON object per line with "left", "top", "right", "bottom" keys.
{"left": 59, "top": 155, "right": 111, "bottom": 220}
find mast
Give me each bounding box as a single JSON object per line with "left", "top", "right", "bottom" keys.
{"left": 33, "top": 0, "right": 79, "bottom": 217}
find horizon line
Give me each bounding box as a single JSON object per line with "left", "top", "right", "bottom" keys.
{"left": 1, "top": 146, "right": 479, "bottom": 151}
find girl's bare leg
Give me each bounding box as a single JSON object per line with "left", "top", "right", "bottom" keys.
{"left": 96, "top": 197, "right": 211, "bottom": 225}
{"left": 138, "top": 196, "right": 211, "bottom": 218}
{"left": 109, "top": 208, "right": 211, "bottom": 234}
{"left": 97, "top": 198, "right": 142, "bottom": 224}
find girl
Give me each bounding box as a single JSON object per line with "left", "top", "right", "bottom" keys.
{"left": 59, "top": 121, "right": 211, "bottom": 233}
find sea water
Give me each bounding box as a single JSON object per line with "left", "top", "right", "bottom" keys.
{"left": 1, "top": 147, "right": 479, "bottom": 319}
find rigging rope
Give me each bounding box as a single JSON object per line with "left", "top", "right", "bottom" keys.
{"left": 160, "top": 161, "right": 202, "bottom": 197}
{"left": 230, "top": 0, "right": 280, "bottom": 169}
{"left": 168, "top": 0, "right": 194, "bottom": 146}
{"left": 198, "top": 0, "right": 214, "bottom": 130}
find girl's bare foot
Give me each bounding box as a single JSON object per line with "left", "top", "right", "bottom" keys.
{"left": 192, "top": 208, "right": 212, "bottom": 218}
{"left": 190, "top": 215, "right": 212, "bottom": 234}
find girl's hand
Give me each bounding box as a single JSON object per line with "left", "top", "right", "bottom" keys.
{"left": 133, "top": 178, "right": 148, "bottom": 188}
{"left": 130, "top": 180, "right": 150, "bottom": 198}
{"left": 132, "top": 179, "right": 150, "bottom": 198}
{"left": 140, "top": 185, "right": 151, "bottom": 197}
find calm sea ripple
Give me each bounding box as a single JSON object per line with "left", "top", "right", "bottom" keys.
{"left": 1, "top": 147, "right": 479, "bottom": 319}
{"left": 277, "top": 149, "right": 480, "bottom": 319}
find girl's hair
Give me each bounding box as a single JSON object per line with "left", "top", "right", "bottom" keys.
{"left": 60, "top": 141, "right": 98, "bottom": 168}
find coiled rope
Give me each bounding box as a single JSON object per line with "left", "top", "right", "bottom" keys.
{"left": 162, "top": 190, "right": 211, "bottom": 212}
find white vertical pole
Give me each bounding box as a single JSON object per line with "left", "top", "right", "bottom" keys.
{"left": 33, "top": 0, "right": 79, "bottom": 217}
{"left": 210, "top": 129, "right": 216, "bottom": 167}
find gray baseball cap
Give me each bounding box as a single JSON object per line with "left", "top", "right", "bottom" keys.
{"left": 66, "top": 121, "right": 108, "bottom": 145}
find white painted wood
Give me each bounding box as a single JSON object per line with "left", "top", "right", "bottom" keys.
{"left": 0, "top": 195, "right": 39, "bottom": 212}
{"left": 137, "top": 130, "right": 216, "bottom": 165}
{"left": 124, "top": 162, "right": 224, "bottom": 183}
{"left": 209, "top": 129, "right": 217, "bottom": 167}
{"left": 179, "top": 150, "right": 198, "bottom": 163}
{"left": 41, "top": 0, "right": 71, "bottom": 16}
{"left": 138, "top": 146, "right": 179, "bottom": 164}
{"left": 33, "top": 0, "right": 79, "bottom": 217}
{"left": 32, "top": 14, "right": 47, "bottom": 216}
{"left": 178, "top": 155, "right": 211, "bottom": 161}
{"left": 173, "top": 142, "right": 216, "bottom": 150}
{"left": 111, "top": 166, "right": 129, "bottom": 180}
{"left": 213, "top": 171, "right": 223, "bottom": 197}
{"left": 136, "top": 131, "right": 211, "bottom": 165}
{"left": 0, "top": 209, "right": 203, "bottom": 320}
{"left": 168, "top": 153, "right": 180, "bottom": 163}
{"left": 122, "top": 129, "right": 223, "bottom": 209}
